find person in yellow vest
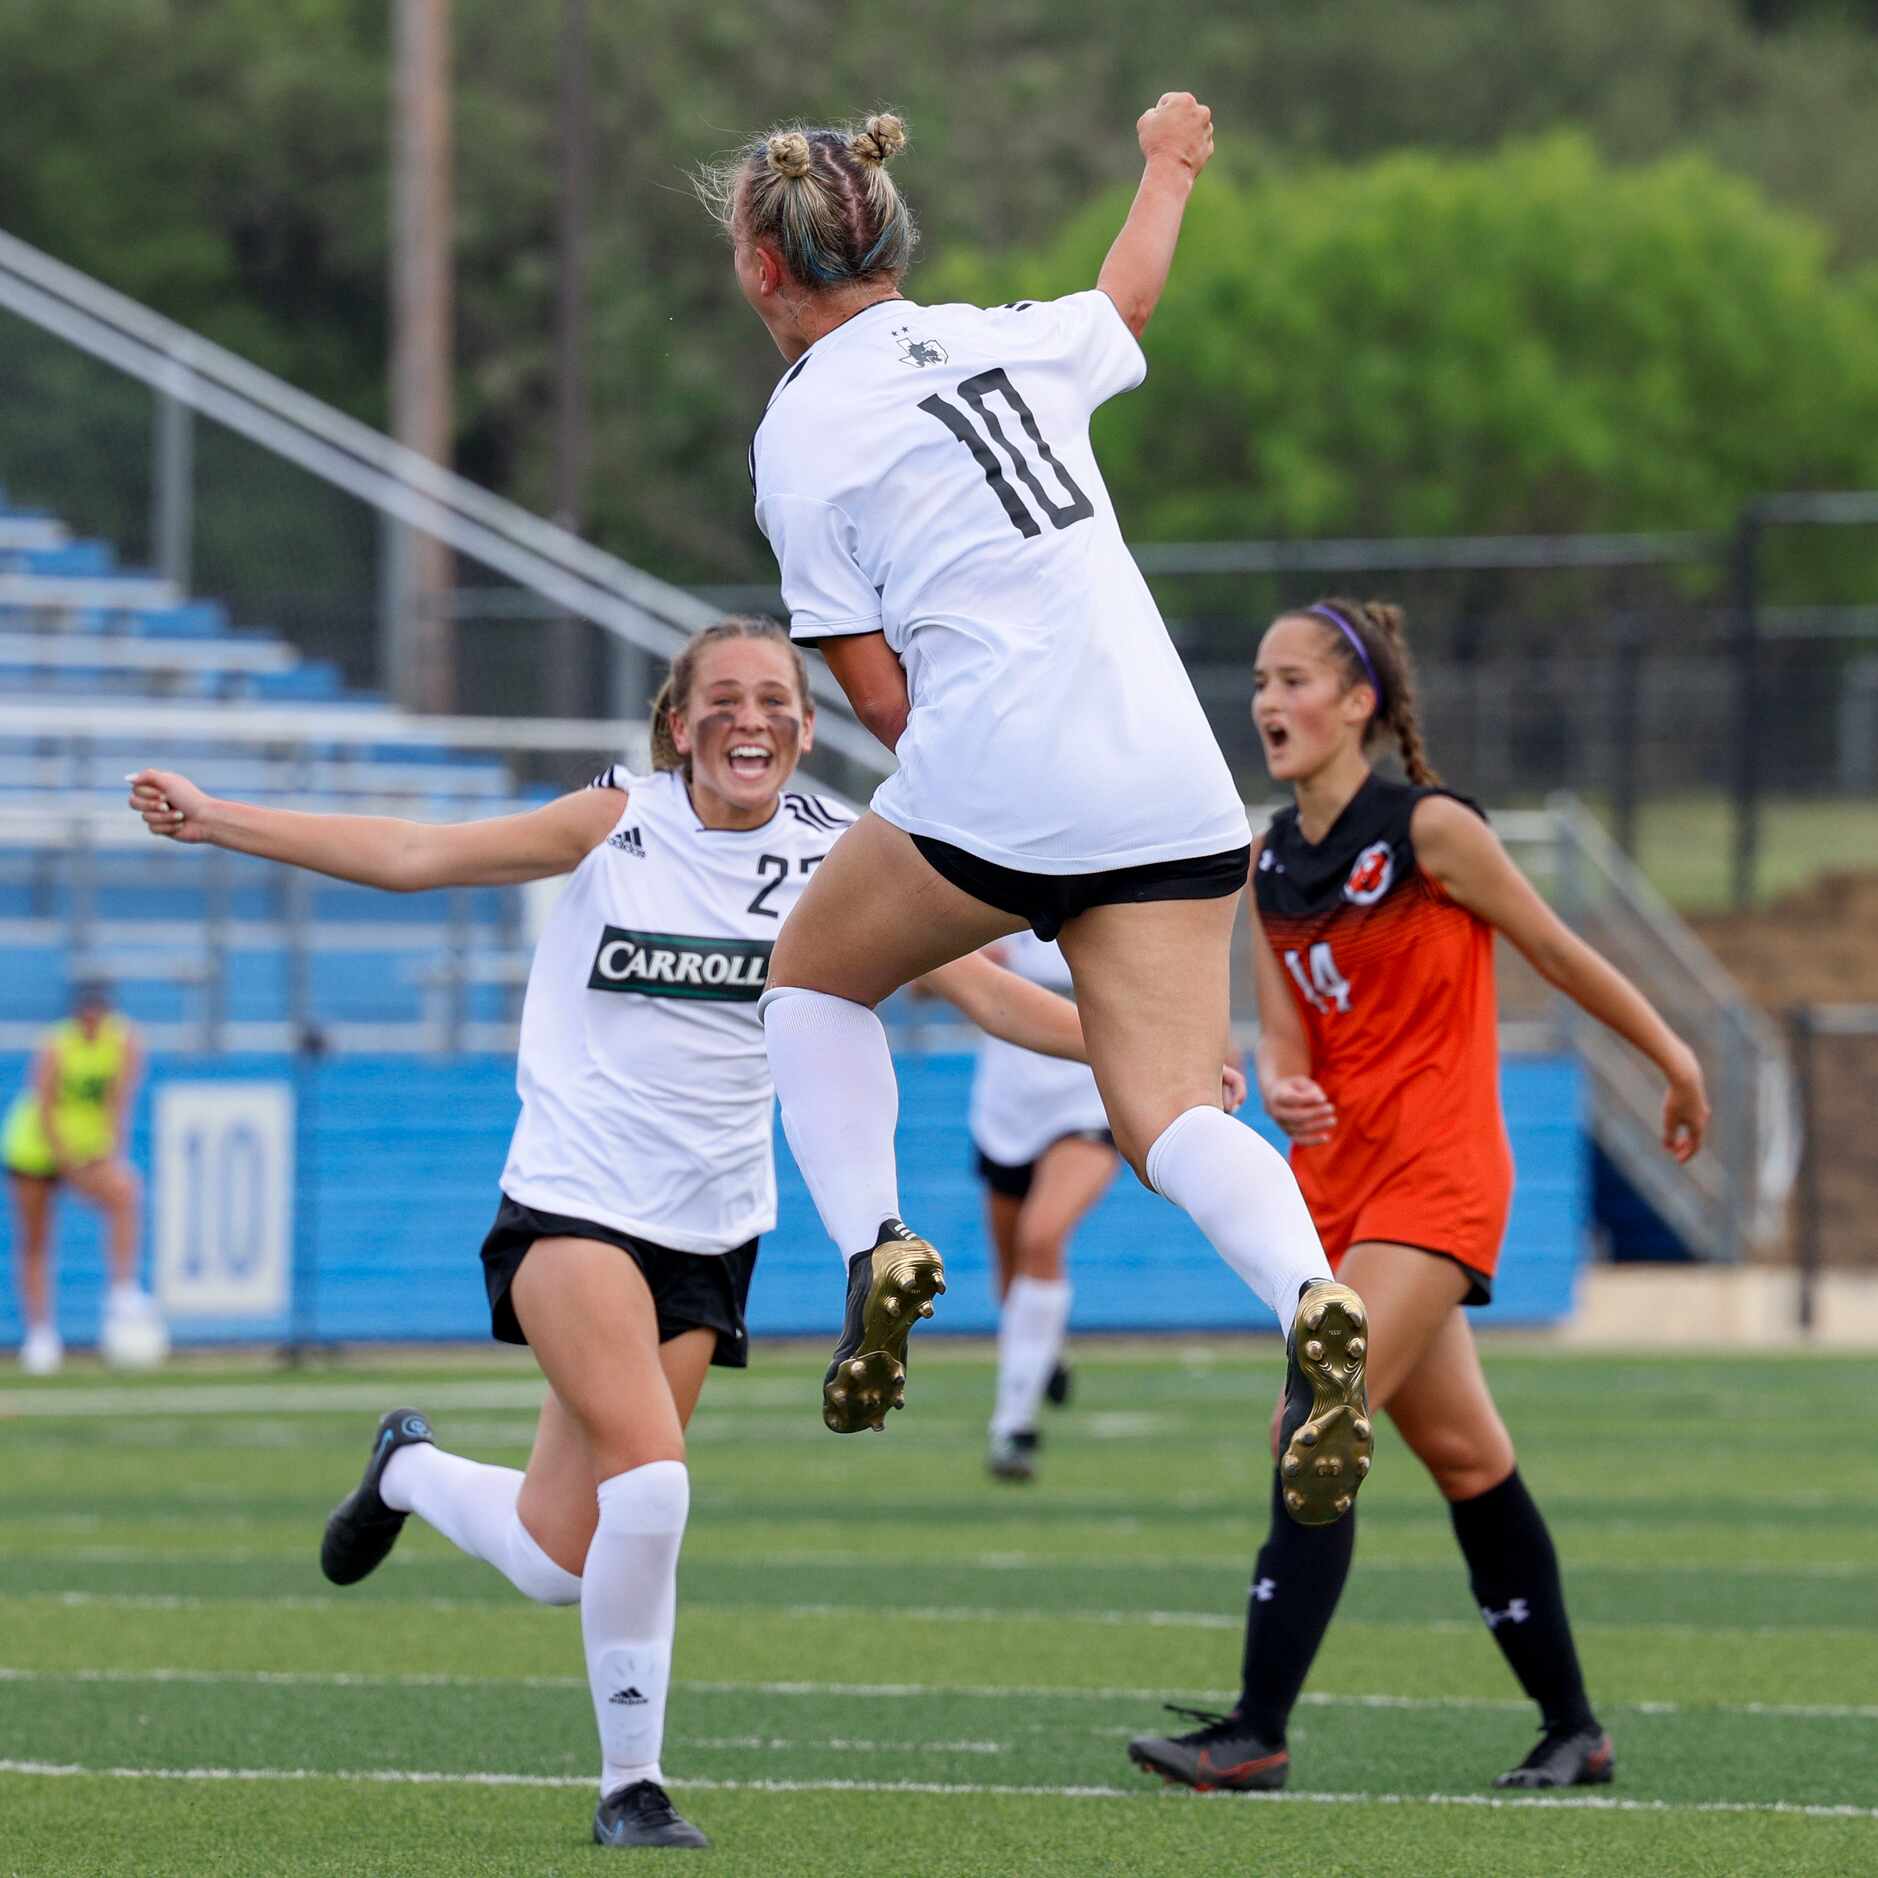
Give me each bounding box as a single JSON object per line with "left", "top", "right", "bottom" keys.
{"left": 3, "top": 981, "right": 163, "bottom": 1374}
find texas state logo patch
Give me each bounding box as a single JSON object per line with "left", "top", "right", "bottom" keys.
{"left": 1342, "top": 841, "right": 1395, "bottom": 906}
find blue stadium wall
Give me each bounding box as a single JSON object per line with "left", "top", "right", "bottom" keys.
{"left": 0, "top": 1051, "right": 1587, "bottom": 1347}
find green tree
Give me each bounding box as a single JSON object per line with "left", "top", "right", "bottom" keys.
{"left": 932, "top": 135, "right": 1878, "bottom": 544}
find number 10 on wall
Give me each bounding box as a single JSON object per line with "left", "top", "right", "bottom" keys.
{"left": 154, "top": 1083, "right": 294, "bottom": 1319}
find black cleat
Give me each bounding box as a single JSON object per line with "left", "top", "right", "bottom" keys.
{"left": 1044, "top": 1361, "right": 1073, "bottom": 1409}
{"left": 319, "top": 1407, "right": 435, "bottom": 1586}
{"left": 822, "top": 1218, "right": 946, "bottom": 1434}
{"left": 986, "top": 1428, "right": 1039, "bottom": 1482}
{"left": 1127, "top": 1705, "right": 1290, "bottom": 1792}
{"left": 1278, "top": 1281, "right": 1373, "bottom": 1526}
{"left": 593, "top": 1779, "right": 709, "bottom": 1849}
{"left": 1494, "top": 1722, "right": 1615, "bottom": 1790}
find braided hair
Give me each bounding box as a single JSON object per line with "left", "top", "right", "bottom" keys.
{"left": 1301, "top": 596, "right": 1441, "bottom": 786}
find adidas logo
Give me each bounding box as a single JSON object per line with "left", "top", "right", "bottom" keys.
{"left": 608, "top": 1686, "right": 649, "bottom": 1706}
{"left": 607, "top": 825, "right": 647, "bottom": 858}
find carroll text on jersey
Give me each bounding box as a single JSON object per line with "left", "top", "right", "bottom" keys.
{"left": 586, "top": 928, "right": 773, "bottom": 1001}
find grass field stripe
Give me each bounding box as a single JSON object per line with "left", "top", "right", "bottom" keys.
{"left": 6, "top": 1543, "right": 1869, "bottom": 1582}
{"left": 1, "top": 1759, "right": 1875, "bottom": 1821}
{"left": 0, "top": 1381, "right": 554, "bottom": 1419}
{"left": 5, "top": 1666, "right": 1877, "bottom": 1724}
{"left": 18, "top": 1589, "right": 1878, "bottom": 1640}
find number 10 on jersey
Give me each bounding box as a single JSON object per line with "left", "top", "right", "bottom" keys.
{"left": 920, "top": 368, "right": 1094, "bottom": 539}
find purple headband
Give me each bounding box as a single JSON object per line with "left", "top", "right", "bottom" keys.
{"left": 1306, "top": 603, "right": 1384, "bottom": 711}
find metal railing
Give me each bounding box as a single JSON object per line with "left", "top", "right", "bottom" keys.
{"left": 1540, "top": 797, "right": 1795, "bottom": 1261}
{"left": 0, "top": 226, "right": 891, "bottom": 783}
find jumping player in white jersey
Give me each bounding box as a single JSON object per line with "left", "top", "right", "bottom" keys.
{"left": 700, "top": 99, "right": 1372, "bottom": 1523}
{"left": 970, "top": 932, "right": 1120, "bottom": 1483}
{"left": 126, "top": 618, "right": 1124, "bottom": 1852}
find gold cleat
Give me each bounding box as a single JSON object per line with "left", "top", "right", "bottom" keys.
{"left": 822, "top": 1218, "right": 946, "bottom": 1435}
{"left": 1278, "top": 1282, "right": 1373, "bottom": 1526}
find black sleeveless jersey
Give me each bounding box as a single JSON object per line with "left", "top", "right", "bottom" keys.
{"left": 1253, "top": 773, "right": 1495, "bottom": 1108}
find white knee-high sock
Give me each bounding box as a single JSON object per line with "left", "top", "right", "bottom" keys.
{"left": 1145, "top": 1106, "right": 1331, "bottom": 1327}
{"left": 380, "top": 1444, "right": 581, "bottom": 1606}
{"left": 583, "top": 1460, "right": 689, "bottom": 1797}
{"left": 991, "top": 1277, "right": 1072, "bottom": 1439}
{"left": 760, "top": 986, "right": 901, "bottom": 1260}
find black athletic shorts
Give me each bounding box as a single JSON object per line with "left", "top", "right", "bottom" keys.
{"left": 975, "top": 1129, "right": 1116, "bottom": 1201}
{"left": 910, "top": 836, "right": 1252, "bottom": 943}
{"left": 479, "top": 1194, "right": 757, "bottom": 1367}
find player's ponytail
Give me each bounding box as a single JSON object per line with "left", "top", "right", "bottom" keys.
{"left": 1306, "top": 596, "right": 1442, "bottom": 788}
{"left": 648, "top": 617, "right": 812, "bottom": 778}
{"left": 694, "top": 113, "right": 919, "bottom": 288}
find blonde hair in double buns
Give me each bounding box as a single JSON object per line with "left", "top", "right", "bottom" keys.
{"left": 695, "top": 113, "right": 918, "bottom": 288}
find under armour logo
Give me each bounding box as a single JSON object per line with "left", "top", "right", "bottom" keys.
{"left": 608, "top": 1686, "right": 649, "bottom": 1706}
{"left": 1251, "top": 1577, "right": 1277, "bottom": 1603}
{"left": 1481, "top": 1598, "right": 1530, "bottom": 1630}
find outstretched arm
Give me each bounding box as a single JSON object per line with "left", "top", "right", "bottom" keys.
{"left": 128, "top": 769, "right": 625, "bottom": 892}
{"left": 923, "top": 952, "right": 1088, "bottom": 1061}
{"left": 1097, "top": 92, "right": 1215, "bottom": 338}
{"left": 920, "top": 952, "right": 1248, "bottom": 1108}
{"left": 1412, "top": 796, "right": 1710, "bottom": 1161}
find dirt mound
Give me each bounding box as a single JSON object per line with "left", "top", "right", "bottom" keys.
{"left": 1691, "top": 870, "right": 1878, "bottom": 1007}
{"left": 1693, "top": 871, "right": 1878, "bottom": 1271}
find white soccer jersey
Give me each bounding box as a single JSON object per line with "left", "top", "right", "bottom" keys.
{"left": 969, "top": 932, "right": 1113, "bottom": 1168}
{"left": 752, "top": 291, "right": 1249, "bottom": 875}
{"left": 500, "top": 767, "right": 854, "bottom": 1253}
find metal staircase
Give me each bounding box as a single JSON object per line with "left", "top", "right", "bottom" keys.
{"left": 1518, "top": 798, "right": 1796, "bottom": 1261}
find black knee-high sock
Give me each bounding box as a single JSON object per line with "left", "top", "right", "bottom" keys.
{"left": 1449, "top": 1469, "right": 1596, "bottom": 1733}
{"left": 1236, "top": 1471, "right": 1357, "bottom": 1742}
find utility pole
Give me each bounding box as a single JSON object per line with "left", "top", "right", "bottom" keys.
{"left": 549, "top": 0, "right": 593, "bottom": 719}
{"left": 389, "top": 0, "right": 455, "bottom": 714}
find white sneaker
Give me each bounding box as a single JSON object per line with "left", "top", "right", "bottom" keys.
{"left": 102, "top": 1290, "right": 170, "bottom": 1371}
{"left": 20, "top": 1324, "right": 63, "bottom": 1376}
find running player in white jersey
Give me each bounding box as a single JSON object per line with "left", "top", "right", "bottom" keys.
{"left": 700, "top": 99, "right": 1372, "bottom": 1523}
{"left": 971, "top": 932, "right": 1118, "bottom": 1482}
{"left": 126, "top": 618, "right": 1119, "bottom": 1853}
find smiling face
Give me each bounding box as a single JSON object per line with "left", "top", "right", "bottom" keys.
{"left": 1252, "top": 614, "right": 1378, "bottom": 785}
{"left": 668, "top": 636, "right": 814, "bottom": 823}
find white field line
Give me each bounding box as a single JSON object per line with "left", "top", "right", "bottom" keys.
{"left": 4, "top": 1542, "right": 1868, "bottom": 1582}
{"left": 0, "top": 1757, "right": 1873, "bottom": 1821}
{"left": 0, "top": 1380, "right": 553, "bottom": 1419}
{"left": 3, "top": 1666, "right": 1875, "bottom": 1724}
{"left": 17, "top": 1589, "right": 1878, "bottom": 1641}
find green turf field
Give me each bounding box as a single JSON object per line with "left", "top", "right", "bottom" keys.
{"left": 1, "top": 1342, "right": 1874, "bottom": 1876}
{"left": 1582, "top": 791, "right": 1878, "bottom": 913}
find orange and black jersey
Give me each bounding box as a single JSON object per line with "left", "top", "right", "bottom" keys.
{"left": 1255, "top": 773, "right": 1514, "bottom": 1282}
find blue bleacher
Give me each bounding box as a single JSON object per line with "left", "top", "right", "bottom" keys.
{"left": 1, "top": 488, "right": 554, "bottom": 1042}
{"left": 135, "top": 601, "right": 229, "bottom": 638}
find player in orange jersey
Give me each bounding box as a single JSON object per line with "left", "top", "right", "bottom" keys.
{"left": 1129, "top": 597, "right": 1709, "bottom": 1796}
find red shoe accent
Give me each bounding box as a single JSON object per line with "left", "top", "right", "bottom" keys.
{"left": 1195, "top": 1747, "right": 1289, "bottom": 1786}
